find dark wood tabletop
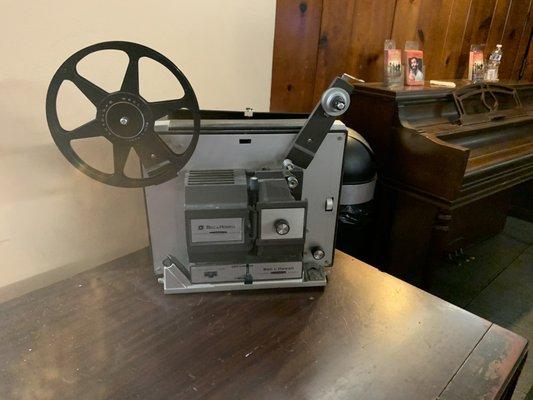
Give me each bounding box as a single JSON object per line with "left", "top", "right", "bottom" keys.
{"left": 0, "top": 249, "right": 527, "bottom": 400}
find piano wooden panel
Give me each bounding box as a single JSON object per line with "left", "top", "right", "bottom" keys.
{"left": 342, "top": 80, "right": 533, "bottom": 285}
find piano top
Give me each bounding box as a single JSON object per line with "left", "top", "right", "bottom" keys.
{"left": 345, "top": 80, "right": 533, "bottom": 204}
{"left": 352, "top": 80, "right": 533, "bottom": 100}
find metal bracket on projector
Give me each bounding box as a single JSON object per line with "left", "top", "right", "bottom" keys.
{"left": 284, "top": 73, "right": 355, "bottom": 169}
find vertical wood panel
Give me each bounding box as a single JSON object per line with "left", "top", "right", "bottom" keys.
{"left": 453, "top": 0, "right": 497, "bottom": 78}
{"left": 270, "top": 0, "right": 323, "bottom": 112}
{"left": 525, "top": 35, "right": 533, "bottom": 79}
{"left": 485, "top": 0, "right": 513, "bottom": 51}
{"left": 312, "top": 0, "right": 357, "bottom": 103}
{"left": 414, "top": 0, "right": 456, "bottom": 77}
{"left": 490, "top": 0, "right": 532, "bottom": 78}
{"left": 313, "top": 0, "right": 396, "bottom": 103}
{"left": 270, "top": 0, "right": 533, "bottom": 112}
{"left": 345, "top": 0, "right": 397, "bottom": 83}
{"left": 511, "top": 2, "right": 533, "bottom": 78}
{"left": 391, "top": 0, "right": 423, "bottom": 46}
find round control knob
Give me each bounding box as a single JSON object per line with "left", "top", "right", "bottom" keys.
{"left": 312, "top": 247, "right": 325, "bottom": 260}
{"left": 274, "top": 219, "right": 290, "bottom": 236}
{"left": 287, "top": 176, "right": 299, "bottom": 189}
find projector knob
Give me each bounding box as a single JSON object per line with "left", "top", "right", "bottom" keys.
{"left": 312, "top": 247, "right": 325, "bottom": 260}
{"left": 274, "top": 219, "right": 290, "bottom": 236}
{"left": 332, "top": 96, "right": 346, "bottom": 111}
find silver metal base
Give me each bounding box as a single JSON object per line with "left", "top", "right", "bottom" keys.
{"left": 162, "top": 264, "right": 326, "bottom": 293}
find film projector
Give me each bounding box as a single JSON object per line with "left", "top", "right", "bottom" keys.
{"left": 46, "top": 41, "right": 359, "bottom": 294}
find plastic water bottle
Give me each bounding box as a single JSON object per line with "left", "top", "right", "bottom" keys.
{"left": 485, "top": 44, "right": 502, "bottom": 81}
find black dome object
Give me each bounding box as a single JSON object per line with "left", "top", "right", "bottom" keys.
{"left": 343, "top": 133, "right": 375, "bottom": 185}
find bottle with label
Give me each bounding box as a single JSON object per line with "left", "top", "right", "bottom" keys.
{"left": 485, "top": 44, "right": 503, "bottom": 82}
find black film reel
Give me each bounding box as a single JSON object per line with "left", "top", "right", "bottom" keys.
{"left": 46, "top": 41, "right": 201, "bottom": 187}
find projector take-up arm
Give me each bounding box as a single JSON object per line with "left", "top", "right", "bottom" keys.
{"left": 284, "top": 74, "right": 356, "bottom": 169}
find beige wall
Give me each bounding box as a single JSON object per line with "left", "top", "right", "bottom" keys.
{"left": 0, "top": 1, "right": 276, "bottom": 294}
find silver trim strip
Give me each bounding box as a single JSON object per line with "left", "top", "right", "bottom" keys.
{"left": 340, "top": 178, "right": 376, "bottom": 205}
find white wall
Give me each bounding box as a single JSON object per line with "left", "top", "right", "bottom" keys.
{"left": 0, "top": 1, "right": 276, "bottom": 293}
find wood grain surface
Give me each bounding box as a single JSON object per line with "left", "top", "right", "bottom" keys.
{"left": 0, "top": 249, "right": 527, "bottom": 399}
{"left": 270, "top": 0, "right": 323, "bottom": 112}
{"left": 271, "top": 0, "right": 533, "bottom": 112}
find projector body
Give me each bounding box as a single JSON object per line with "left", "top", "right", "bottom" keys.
{"left": 146, "top": 116, "right": 346, "bottom": 293}
{"left": 45, "top": 41, "right": 356, "bottom": 294}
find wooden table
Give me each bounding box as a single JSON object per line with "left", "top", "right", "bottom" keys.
{"left": 0, "top": 249, "right": 527, "bottom": 400}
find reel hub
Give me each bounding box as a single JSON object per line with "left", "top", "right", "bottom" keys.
{"left": 100, "top": 95, "right": 149, "bottom": 140}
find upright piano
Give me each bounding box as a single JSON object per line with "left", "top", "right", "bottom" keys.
{"left": 342, "top": 80, "right": 533, "bottom": 284}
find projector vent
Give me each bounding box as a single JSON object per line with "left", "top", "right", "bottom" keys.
{"left": 187, "top": 170, "right": 236, "bottom": 186}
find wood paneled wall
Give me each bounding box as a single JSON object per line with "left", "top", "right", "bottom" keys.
{"left": 271, "top": 0, "right": 533, "bottom": 112}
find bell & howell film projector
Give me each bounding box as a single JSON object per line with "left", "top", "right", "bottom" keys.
{"left": 46, "top": 41, "right": 362, "bottom": 294}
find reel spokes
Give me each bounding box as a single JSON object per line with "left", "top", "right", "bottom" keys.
{"left": 46, "top": 41, "right": 200, "bottom": 188}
